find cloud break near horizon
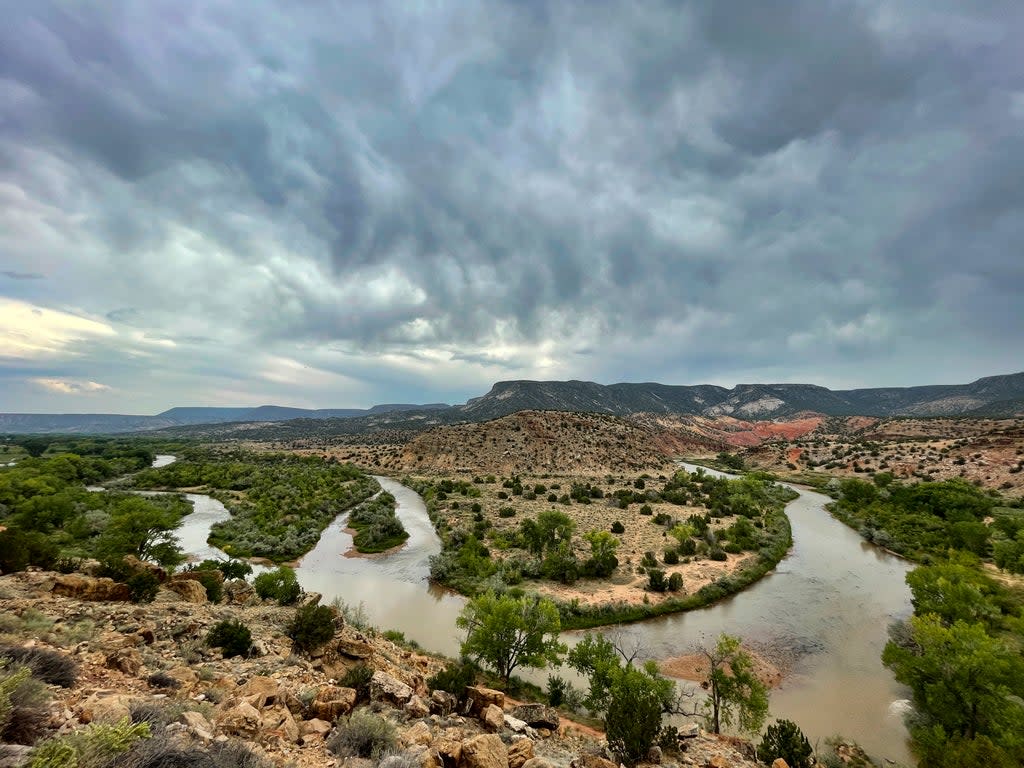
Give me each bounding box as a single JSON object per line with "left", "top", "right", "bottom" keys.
{"left": 2, "top": 1, "right": 1023, "bottom": 413}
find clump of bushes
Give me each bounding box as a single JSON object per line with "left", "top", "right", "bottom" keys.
{"left": 426, "top": 658, "right": 477, "bottom": 703}
{"left": 0, "top": 664, "right": 51, "bottom": 745}
{"left": 145, "top": 671, "right": 180, "bottom": 690}
{"left": 0, "top": 528, "right": 59, "bottom": 574}
{"left": 0, "top": 646, "right": 77, "bottom": 688}
{"left": 610, "top": 521, "right": 625, "bottom": 534}
{"left": 205, "top": 619, "right": 251, "bottom": 658}
{"left": 29, "top": 716, "right": 150, "bottom": 766}
{"left": 287, "top": 604, "right": 335, "bottom": 654}
{"left": 327, "top": 708, "right": 397, "bottom": 759}
{"left": 340, "top": 663, "right": 375, "bottom": 704}
{"left": 757, "top": 719, "right": 814, "bottom": 768}
{"left": 253, "top": 566, "right": 302, "bottom": 605}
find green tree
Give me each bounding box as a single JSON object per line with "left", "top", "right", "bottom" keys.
{"left": 699, "top": 633, "right": 769, "bottom": 735}
{"left": 94, "top": 496, "right": 184, "bottom": 568}
{"left": 568, "top": 634, "right": 686, "bottom": 766}
{"left": 583, "top": 530, "right": 619, "bottom": 577}
{"left": 456, "top": 591, "right": 565, "bottom": 688}
{"left": 537, "top": 510, "right": 576, "bottom": 548}
{"left": 906, "top": 563, "right": 1000, "bottom": 627}
{"left": 757, "top": 719, "right": 813, "bottom": 768}
{"left": 882, "top": 615, "right": 1024, "bottom": 743}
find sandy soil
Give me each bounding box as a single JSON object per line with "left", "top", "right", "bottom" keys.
{"left": 660, "top": 645, "right": 784, "bottom": 689}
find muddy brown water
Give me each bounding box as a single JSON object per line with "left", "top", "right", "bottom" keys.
{"left": 170, "top": 459, "right": 914, "bottom": 763}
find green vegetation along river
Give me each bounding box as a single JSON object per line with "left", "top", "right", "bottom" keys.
{"left": 175, "top": 464, "right": 913, "bottom": 763}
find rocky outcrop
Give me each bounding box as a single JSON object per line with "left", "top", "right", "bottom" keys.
{"left": 223, "top": 578, "right": 256, "bottom": 605}
{"left": 509, "top": 703, "right": 559, "bottom": 731}
{"left": 465, "top": 685, "right": 504, "bottom": 715}
{"left": 371, "top": 670, "right": 414, "bottom": 705}
{"left": 461, "top": 734, "right": 508, "bottom": 768}
{"left": 507, "top": 738, "right": 535, "bottom": 768}
{"left": 480, "top": 703, "right": 504, "bottom": 731}
{"left": 163, "top": 579, "right": 207, "bottom": 603}
{"left": 51, "top": 575, "right": 131, "bottom": 602}
{"left": 311, "top": 685, "right": 357, "bottom": 721}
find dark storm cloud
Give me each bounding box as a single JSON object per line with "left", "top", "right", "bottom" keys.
{"left": 1, "top": 0, "right": 1023, "bottom": 411}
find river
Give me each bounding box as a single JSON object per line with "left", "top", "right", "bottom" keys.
{"left": 166, "top": 456, "right": 913, "bottom": 763}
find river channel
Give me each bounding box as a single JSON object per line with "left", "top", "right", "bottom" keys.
{"left": 163, "top": 456, "right": 913, "bottom": 763}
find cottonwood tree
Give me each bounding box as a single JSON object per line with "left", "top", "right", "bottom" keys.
{"left": 457, "top": 591, "right": 566, "bottom": 688}
{"left": 569, "top": 633, "right": 695, "bottom": 765}
{"left": 697, "top": 633, "right": 769, "bottom": 735}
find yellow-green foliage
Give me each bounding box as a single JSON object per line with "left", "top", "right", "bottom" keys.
{"left": 30, "top": 717, "right": 151, "bottom": 768}
{"left": 0, "top": 664, "right": 31, "bottom": 732}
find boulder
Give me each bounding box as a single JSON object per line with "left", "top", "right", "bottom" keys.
{"left": 173, "top": 569, "right": 224, "bottom": 587}
{"left": 371, "top": 671, "right": 414, "bottom": 705}
{"left": 646, "top": 745, "right": 662, "bottom": 764}
{"left": 381, "top": 755, "right": 419, "bottom": 768}
{"left": 679, "top": 722, "right": 700, "bottom": 739}
{"left": 480, "top": 703, "right": 504, "bottom": 732}
{"left": 706, "top": 757, "right": 729, "bottom": 768}
{"left": 507, "top": 738, "right": 534, "bottom": 768}
{"left": 520, "top": 760, "right": 554, "bottom": 768}
{"left": 52, "top": 575, "right": 131, "bottom": 602}
{"left": 298, "top": 591, "right": 322, "bottom": 608}
{"left": 572, "top": 755, "right": 615, "bottom": 768}
{"left": 236, "top": 676, "right": 281, "bottom": 709}
{"left": 180, "top": 710, "right": 215, "bottom": 741}
{"left": 262, "top": 703, "right": 300, "bottom": 743}
{"left": 105, "top": 647, "right": 143, "bottom": 676}
{"left": 299, "top": 718, "right": 332, "bottom": 743}
{"left": 164, "top": 666, "right": 198, "bottom": 688}
{"left": 217, "top": 701, "right": 262, "bottom": 738}
{"left": 0, "top": 745, "right": 33, "bottom": 768}
{"left": 224, "top": 578, "right": 257, "bottom": 605}
{"left": 460, "top": 734, "right": 508, "bottom": 768}
{"left": 406, "top": 694, "right": 431, "bottom": 718}
{"left": 772, "top": 760, "right": 790, "bottom": 768}
{"left": 163, "top": 579, "right": 208, "bottom": 604}
{"left": 430, "top": 689, "right": 458, "bottom": 715}
{"left": 503, "top": 714, "right": 528, "bottom": 734}
{"left": 465, "top": 686, "right": 504, "bottom": 715}
{"left": 122, "top": 555, "right": 166, "bottom": 582}
{"left": 337, "top": 638, "right": 374, "bottom": 659}
{"left": 403, "top": 721, "right": 434, "bottom": 747}
{"left": 508, "top": 704, "right": 559, "bottom": 731}
{"left": 435, "top": 736, "right": 463, "bottom": 766}
{"left": 311, "top": 685, "right": 357, "bottom": 721}
{"left": 77, "top": 692, "right": 133, "bottom": 724}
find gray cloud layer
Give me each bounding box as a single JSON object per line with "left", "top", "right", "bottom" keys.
{"left": 2, "top": 1, "right": 1022, "bottom": 412}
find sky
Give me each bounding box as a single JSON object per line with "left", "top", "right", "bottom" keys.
{"left": 2, "top": 1, "right": 1023, "bottom": 414}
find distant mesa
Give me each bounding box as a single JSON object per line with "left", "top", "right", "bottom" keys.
{"left": 2, "top": 371, "right": 1023, "bottom": 434}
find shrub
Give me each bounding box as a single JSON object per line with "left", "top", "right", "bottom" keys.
{"left": 253, "top": 566, "right": 302, "bottom": 605}
{"left": 287, "top": 604, "right": 335, "bottom": 654}
{"left": 647, "top": 569, "right": 667, "bottom": 592}
{"left": 341, "top": 663, "right": 375, "bottom": 703}
{"left": 0, "top": 646, "right": 77, "bottom": 688}
{"left": 709, "top": 548, "right": 728, "bottom": 562}
{"left": 663, "top": 549, "right": 679, "bottom": 565}
{"left": 547, "top": 675, "right": 568, "bottom": 707}
{"left": 0, "top": 528, "right": 58, "bottom": 573}
{"left": 124, "top": 572, "right": 161, "bottom": 604}
{"left": 426, "top": 658, "right": 477, "bottom": 703}
{"left": 610, "top": 521, "right": 625, "bottom": 534}
{"left": 205, "top": 619, "right": 251, "bottom": 658}
{"left": 756, "top": 719, "right": 814, "bottom": 768}
{"left": 145, "top": 671, "right": 180, "bottom": 690}
{"left": 668, "top": 573, "right": 684, "bottom": 592}
{"left": 194, "top": 558, "right": 252, "bottom": 580}
{"left": 498, "top": 507, "right": 516, "bottom": 518}
{"left": 0, "top": 665, "right": 50, "bottom": 745}
{"left": 639, "top": 505, "right": 653, "bottom": 516}
{"left": 327, "top": 708, "right": 397, "bottom": 759}
{"left": 30, "top": 716, "right": 150, "bottom": 768}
